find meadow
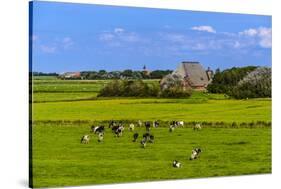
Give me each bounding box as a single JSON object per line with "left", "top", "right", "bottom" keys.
{"left": 30, "top": 76, "right": 272, "bottom": 188}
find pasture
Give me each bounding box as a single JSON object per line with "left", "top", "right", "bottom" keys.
{"left": 31, "top": 124, "right": 271, "bottom": 188}
{"left": 30, "top": 76, "right": 272, "bottom": 187}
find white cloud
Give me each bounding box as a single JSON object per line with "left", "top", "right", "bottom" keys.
{"left": 40, "top": 45, "right": 57, "bottom": 53}
{"left": 62, "top": 37, "right": 74, "bottom": 49}
{"left": 99, "top": 33, "right": 115, "bottom": 41}
{"left": 191, "top": 43, "right": 206, "bottom": 50}
{"left": 239, "top": 28, "right": 258, "bottom": 36}
{"left": 160, "top": 33, "right": 186, "bottom": 43}
{"left": 191, "top": 25, "right": 216, "bottom": 33}
{"left": 99, "top": 28, "right": 144, "bottom": 47}
{"left": 239, "top": 27, "right": 272, "bottom": 48}
{"left": 233, "top": 41, "right": 241, "bottom": 48}
{"left": 114, "top": 28, "right": 125, "bottom": 34}
{"left": 36, "top": 37, "right": 74, "bottom": 53}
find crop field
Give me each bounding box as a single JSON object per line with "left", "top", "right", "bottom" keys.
{"left": 30, "top": 76, "right": 272, "bottom": 188}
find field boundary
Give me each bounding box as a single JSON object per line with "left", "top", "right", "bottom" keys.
{"left": 32, "top": 120, "right": 271, "bottom": 128}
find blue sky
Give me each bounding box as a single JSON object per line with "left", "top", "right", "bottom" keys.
{"left": 31, "top": 1, "right": 272, "bottom": 73}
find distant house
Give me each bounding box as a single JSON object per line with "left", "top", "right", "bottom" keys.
{"left": 172, "top": 61, "right": 213, "bottom": 90}
{"left": 58, "top": 72, "right": 81, "bottom": 80}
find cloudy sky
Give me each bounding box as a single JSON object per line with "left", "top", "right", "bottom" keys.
{"left": 31, "top": 1, "right": 271, "bottom": 73}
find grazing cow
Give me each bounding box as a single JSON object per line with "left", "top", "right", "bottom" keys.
{"left": 91, "top": 125, "right": 105, "bottom": 134}
{"left": 111, "top": 125, "right": 119, "bottom": 133}
{"left": 173, "top": 160, "right": 181, "bottom": 168}
{"left": 143, "top": 132, "right": 150, "bottom": 139}
{"left": 170, "top": 121, "right": 177, "bottom": 127}
{"left": 129, "top": 123, "right": 135, "bottom": 131}
{"left": 98, "top": 133, "right": 104, "bottom": 142}
{"left": 148, "top": 134, "right": 154, "bottom": 143}
{"left": 170, "top": 121, "right": 184, "bottom": 127}
{"left": 81, "top": 135, "right": 90, "bottom": 144}
{"left": 177, "top": 121, "right": 184, "bottom": 127}
{"left": 189, "top": 148, "right": 202, "bottom": 160}
{"left": 91, "top": 125, "right": 97, "bottom": 133}
{"left": 138, "top": 120, "right": 142, "bottom": 127}
{"left": 114, "top": 125, "right": 124, "bottom": 137}
{"left": 140, "top": 138, "right": 147, "bottom": 148}
{"left": 194, "top": 123, "right": 201, "bottom": 131}
{"left": 143, "top": 132, "right": 154, "bottom": 143}
{"left": 133, "top": 133, "right": 139, "bottom": 142}
{"left": 108, "top": 120, "right": 117, "bottom": 128}
{"left": 153, "top": 121, "right": 160, "bottom": 128}
{"left": 145, "top": 121, "right": 151, "bottom": 132}
{"left": 169, "top": 125, "right": 175, "bottom": 132}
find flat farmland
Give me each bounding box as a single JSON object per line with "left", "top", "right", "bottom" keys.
{"left": 30, "top": 76, "right": 272, "bottom": 188}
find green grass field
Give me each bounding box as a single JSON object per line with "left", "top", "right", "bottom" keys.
{"left": 32, "top": 124, "right": 271, "bottom": 188}
{"left": 30, "top": 76, "right": 272, "bottom": 188}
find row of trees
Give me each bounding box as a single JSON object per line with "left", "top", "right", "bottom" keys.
{"left": 32, "top": 72, "right": 59, "bottom": 76}
{"left": 207, "top": 66, "right": 257, "bottom": 94}
{"left": 207, "top": 66, "right": 271, "bottom": 99}
{"left": 81, "top": 70, "right": 172, "bottom": 80}
{"left": 98, "top": 77, "right": 192, "bottom": 98}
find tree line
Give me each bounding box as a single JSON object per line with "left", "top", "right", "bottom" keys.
{"left": 81, "top": 69, "right": 173, "bottom": 80}
{"left": 207, "top": 66, "right": 271, "bottom": 99}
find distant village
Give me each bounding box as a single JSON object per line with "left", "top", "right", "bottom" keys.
{"left": 34, "top": 61, "right": 214, "bottom": 90}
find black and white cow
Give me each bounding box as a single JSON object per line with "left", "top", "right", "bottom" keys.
{"left": 170, "top": 121, "right": 177, "bottom": 127}
{"left": 145, "top": 121, "right": 151, "bottom": 132}
{"left": 153, "top": 121, "right": 160, "bottom": 128}
{"left": 81, "top": 135, "right": 90, "bottom": 144}
{"left": 148, "top": 134, "right": 154, "bottom": 143}
{"left": 140, "top": 138, "right": 147, "bottom": 148}
{"left": 113, "top": 125, "right": 124, "bottom": 137}
{"left": 129, "top": 123, "right": 135, "bottom": 131}
{"left": 169, "top": 125, "right": 175, "bottom": 132}
{"left": 177, "top": 121, "right": 184, "bottom": 127}
{"left": 97, "top": 132, "right": 104, "bottom": 142}
{"left": 170, "top": 121, "right": 184, "bottom": 128}
{"left": 173, "top": 160, "right": 181, "bottom": 168}
{"left": 108, "top": 120, "right": 117, "bottom": 128}
{"left": 91, "top": 125, "right": 105, "bottom": 134}
{"left": 189, "top": 148, "right": 202, "bottom": 160}
{"left": 143, "top": 132, "right": 154, "bottom": 143}
{"left": 193, "top": 123, "right": 202, "bottom": 131}
{"left": 138, "top": 120, "right": 142, "bottom": 127}
{"left": 132, "top": 133, "right": 139, "bottom": 142}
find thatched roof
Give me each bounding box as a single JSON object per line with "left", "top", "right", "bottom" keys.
{"left": 173, "top": 62, "right": 209, "bottom": 87}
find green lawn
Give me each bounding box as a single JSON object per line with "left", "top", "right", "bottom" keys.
{"left": 31, "top": 125, "right": 271, "bottom": 188}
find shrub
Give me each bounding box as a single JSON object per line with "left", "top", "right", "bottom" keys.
{"left": 160, "top": 86, "right": 192, "bottom": 98}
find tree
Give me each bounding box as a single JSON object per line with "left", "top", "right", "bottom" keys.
{"left": 230, "top": 67, "right": 271, "bottom": 99}
{"left": 160, "top": 73, "right": 192, "bottom": 98}
{"left": 207, "top": 66, "right": 257, "bottom": 94}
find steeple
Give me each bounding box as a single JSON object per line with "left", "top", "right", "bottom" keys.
{"left": 143, "top": 65, "right": 146, "bottom": 70}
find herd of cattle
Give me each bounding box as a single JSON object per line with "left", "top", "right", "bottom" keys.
{"left": 80, "top": 120, "right": 202, "bottom": 168}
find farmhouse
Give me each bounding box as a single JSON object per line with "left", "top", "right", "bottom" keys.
{"left": 172, "top": 61, "right": 213, "bottom": 90}
{"left": 58, "top": 72, "right": 81, "bottom": 80}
